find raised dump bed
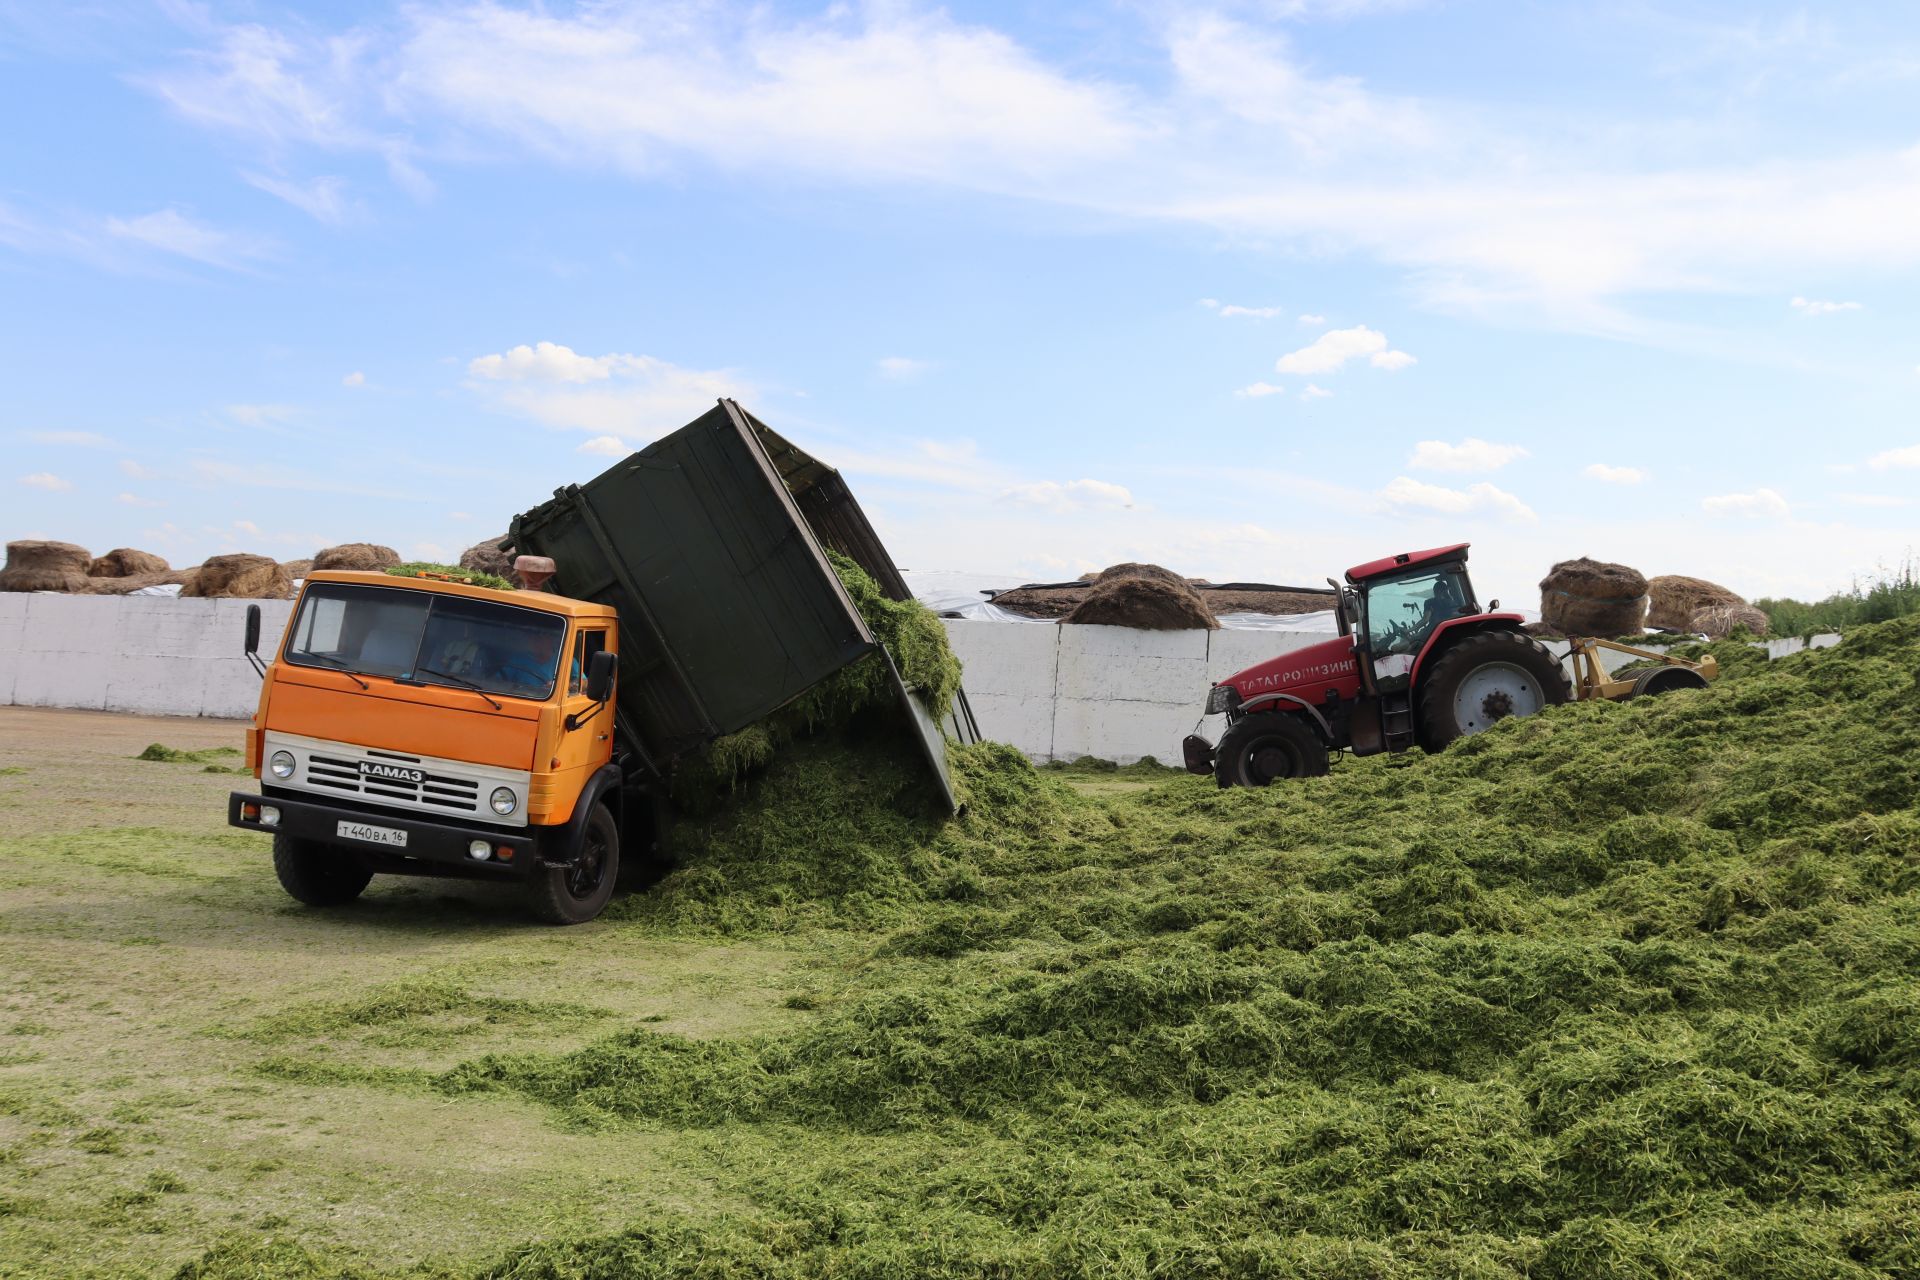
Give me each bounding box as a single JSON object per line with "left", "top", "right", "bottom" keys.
{"left": 509, "top": 399, "right": 965, "bottom": 803}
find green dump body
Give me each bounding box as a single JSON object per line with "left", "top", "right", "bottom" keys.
{"left": 508, "top": 399, "right": 942, "bottom": 790}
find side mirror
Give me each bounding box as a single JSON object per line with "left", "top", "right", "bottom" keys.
{"left": 1489, "top": 598, "right": 1501, "bottom": 611}
{"left": 244, "top": 603, "right": 262, "bottom": 656}
{"left": 584, "top": 650, "right": 617, "bottom": 703}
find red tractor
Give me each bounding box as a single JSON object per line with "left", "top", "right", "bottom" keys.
{"left": 1186, "top": 542, "right": 1572, "bottom": 787}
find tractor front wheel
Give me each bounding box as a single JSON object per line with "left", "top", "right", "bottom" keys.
{"left": 1214, "top": 712, "right": 1330, "bottom": 788}
{"left": 1417, "top": 630, "right": 1572, "bottom": 750}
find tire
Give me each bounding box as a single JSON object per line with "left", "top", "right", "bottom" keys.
{"left": 1417, "top": 629, "right": 1572, "bottom": 750}
{"left": 1213, "top": 712, "right": 1330, "bottom": 788}
{"left": 272, "top": 833, "right": 373, "bottom": 907}
{"left": 526, "top": 803, "right": 619, "bottom": 925}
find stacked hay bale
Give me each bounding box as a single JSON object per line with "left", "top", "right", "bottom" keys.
{"left": 1646, "top": 575, "right": 1741, "bottom": 631}
{"left": 459, "top": 536, "right": 515, "bottom": 581}
{"left": 281, "top": 558, "right": 315, "bottom": 580}
{"left": 1062, "top": 563, "right": 1219, "bottom": 630}
{"left": 1689, "top": 602, "right": 1770, "bottom": 639}
{"left": 0, "top": 540, "right": 91, "bottom": 593}
{"left": 87, "top": 548, "right": 167, "bottom": 579}
{"left": 1538, "top": 558, "right": 1648, "bottom": 637}
{"left": 181, "top": 554, "right": 291, "bottom": 599}
{"left": 312, "top": 543, "right": 400, "bottom": 572}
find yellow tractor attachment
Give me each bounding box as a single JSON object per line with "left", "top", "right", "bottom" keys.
{"left": 1565, "top": 636, "right": 1718, "bottom": 702}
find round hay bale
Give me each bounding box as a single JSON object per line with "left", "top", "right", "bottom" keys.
{"left": 1689, "top": 602, "right": 1769, "bottom": 639}
{"left": 312, "top": 543, "right": 400, "bottom": 572}
{"left": 181, "top": 554, "right": 292, "bottom": 599}
{"left": 1092, "top": 562, "right": 1189, "bottom": 588}
{"left": 459, "top": 536, "right": 515, "bottom": 581}
{"left": 87, "top": 548, "right": 168, "bottom": 578}
{"left": 0, "top": 540, "right": 91, "bottom": 593}
{"left": 79, "top": 571, "right": 186, "bottom": 596}
{"left": 1646, "top": 574, "right": 1744, "bottom": 631}
{"left": 281, "top": 559, "right": 315, "bottom": 580}
{"left": 1063, "top": 575, "right": 1219, "bottom": 630}
{"left": 1539, "top": 557, "right": 1648, "bottom": 637}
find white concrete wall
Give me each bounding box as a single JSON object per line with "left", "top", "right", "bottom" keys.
{"left": 0, "top": 593, "right": 291, "bottom": 719}
{"left": 0, "top": 593, "right": 1845, "bottom": 761}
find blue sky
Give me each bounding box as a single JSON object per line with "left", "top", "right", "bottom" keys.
{"left": 3, "top": 0, "right": 1917, "bottom": 607}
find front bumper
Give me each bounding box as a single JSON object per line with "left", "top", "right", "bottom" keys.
{"left": 1182, "top": 734, "right": 1216, "bottom": 776}
{"left": 228, "top": 790, "right": 538, "bottom": 878}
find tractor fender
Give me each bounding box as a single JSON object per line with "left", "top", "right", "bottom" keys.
{"left": 1410, "top": 614, "right": 1529, "bottom": 689}
{"left": 1237, "top": 693, "right": 1334, "bottom": 743}
{"left": 539, "top": 762, "right": 623, "bottom": 867}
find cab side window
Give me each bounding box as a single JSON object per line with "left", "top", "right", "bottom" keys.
{"left": 569, "top": 629, "right": 607, "bottom": 695}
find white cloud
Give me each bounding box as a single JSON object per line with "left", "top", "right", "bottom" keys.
{"left": 1379, "top": 475, "right": 1536, "bottom": 521}
{"left": 1702, "top": 488, "right": 1791, "bottom": 518}
{"left": 1409, "top": 438, "right": 1529, "bottom": 472}
{"left": 24, "top": 430, "right": 109, "bottom": 447}
{"left": 877, "top": 356, "right": 931, "bottom": 379}
{"left": 134, "top": 6, "right": 1920, "bottom": 322}
{"left": 1297, "top": 314, "right": 1327, "bottom": 326}
{"left": 1868, "top": 443, "right": 1920, "bottom": 470}
{"left": 1236, "top": 381, "right": 1285, "bottom": 398}
{"left": 467, "top": 342, "right": 747, "bottom": 438}
{"left": 342, "top": 370, "right": 366, "bottom": 388}
{"left": 577, "top": 435, "right": 629, "bottom": 457}
{"left": 118, "top": 459, "right": 151, "bottom": 479}
{"left": 1202, "top": 299, "right": 1285, "bottom": 319}
{"left": 246, "top": 173, "right": 353, "bottom": 224}
{"left": 104, "top": 208, "right": 273, "bottom": 270}
{"left": 116, "top": 492, "right": 163, "bottom": 507}
{"left": 1301, "top": 383, "right": 1333, "bottom": 398}
{"left": 1583, "top": 462, "right": 1647, "bottom": 484}
{"left": 1000, "top": 478, "right": 1136, "bottom": 511}
{"left": 18, "top": 472, "right": 72, "bottom": 492}
{"left": 412, "top": 541, "right": 449, "bottom": 561}
{"left": 225, "top": 403, "right": 295, "bottom": 427}
{"left": 235, "top": 519, "right": 261, "bottom": 536}
{"left": 1276, "top": 324, "right": 1414, "bottom": 374}
{"left": 1790, "top": 296, "right": 1861, "bottom": 316}
{"left": 1834, "top": 493, "right": 1909, "bottom": 508}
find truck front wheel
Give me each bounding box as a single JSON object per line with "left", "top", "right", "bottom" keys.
{"left": 527, "top": 803, "right": 620, "bottom": 925}
{"left": 1213, "top": 712, "right": 1330, "bottom": 788}
{"left": 272, "top": 834, "right": 373, "bottom": 907}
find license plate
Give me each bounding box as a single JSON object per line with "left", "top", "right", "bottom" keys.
{"left": 337, "top": 820, "right": 407, "bottom": 848}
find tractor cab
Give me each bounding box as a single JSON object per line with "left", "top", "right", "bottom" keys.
{"left": 1342, "top": 545, "right": 1483, "bottom": 693}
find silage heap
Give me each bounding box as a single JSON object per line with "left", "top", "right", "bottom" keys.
{"left": 266, "top": 621, "right": 1920, "bottom": 1278}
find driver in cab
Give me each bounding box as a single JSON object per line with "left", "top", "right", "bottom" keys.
{"left": 489, "top": 629, "right": 565, "bottom": 695}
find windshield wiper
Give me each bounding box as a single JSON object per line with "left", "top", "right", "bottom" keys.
{"left": 415, "top": 666, "right": 504, "bottom": 711}
{"left": 292, "top": 650, "right": 370, "bottom": 690}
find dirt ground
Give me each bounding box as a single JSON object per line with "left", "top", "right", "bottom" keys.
{"left": 0, "top": 708, "right": 815, "bottom": 1279}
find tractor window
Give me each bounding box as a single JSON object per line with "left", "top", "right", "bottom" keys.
{"left": 1364, "top": 568, "right": 1472, "bottom": 658}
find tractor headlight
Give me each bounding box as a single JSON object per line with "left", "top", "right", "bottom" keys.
{"left": 489, "top": 786, "right": 518, "bottom": 816}
{"left": 269, "top": 750, "right": 295, "bottom": 778}
{"left": 1205, "top": 684, "right": 1239, "bottom": 715}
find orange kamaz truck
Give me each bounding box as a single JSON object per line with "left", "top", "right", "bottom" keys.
{"left": 228, "top": 401, "right": 965, "bottom": 924}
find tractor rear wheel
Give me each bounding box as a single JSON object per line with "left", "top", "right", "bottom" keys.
{"left": 1214, "top": 712, "right": 1330, "bottom": 788}
{"left": 1417, "top": 630, "right": 1571, "bottom": 750}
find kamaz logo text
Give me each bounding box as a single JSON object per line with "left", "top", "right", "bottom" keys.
{"left": 359, "top": 762, "right": 425, "bottom": 784}
{"left": 1245, "top": 659, "right": 1355, "bottom": 690}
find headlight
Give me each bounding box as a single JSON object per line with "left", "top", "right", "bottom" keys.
{"left": 1205, "top": 685, "right": 1238, "bottom": 715}
{"left": 269, "top": 750, "right": 295, "bottom": 778}
{"left": 490, "top": 787, "right": 517, "bottom": 816}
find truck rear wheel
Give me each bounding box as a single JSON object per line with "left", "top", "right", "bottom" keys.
{"left": 1213, "top": 712, "right": 1330, "bottom": 788}
{"left": 1418, "top": 630, "right": 1571, "bottom": 750}
{"left": 526, "top": 803, "right": 620, "bottom": 925}
{"left": 272, "top": 834, "right": 373, "bottom": 907}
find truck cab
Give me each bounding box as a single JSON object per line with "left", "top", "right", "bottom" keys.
{"left": 229, "top": 570, "right": 629, "bottom": 923}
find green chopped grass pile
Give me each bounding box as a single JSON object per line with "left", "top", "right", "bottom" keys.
{"left": 190, "top": 618, "right": 1920, "bottom": 1279}
{"left": 383, "top": 562, "right": 514, "bottom": 591}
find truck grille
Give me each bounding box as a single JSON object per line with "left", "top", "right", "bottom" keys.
{"left": 305, "top": 750, "right": 483, "bottom": 814}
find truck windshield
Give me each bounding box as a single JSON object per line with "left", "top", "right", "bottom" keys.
{"left": 283, "top": 583, "right": 567, "bottom": 701}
